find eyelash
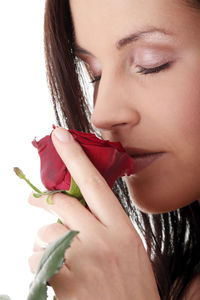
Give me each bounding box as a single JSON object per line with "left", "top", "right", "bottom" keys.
{"left": 136, "top": 62, "right": 171, "bottom": 75}
{"left": 90, "top": 75, "right": 101, "bottom": 84}
{"left": 89, "top": 62, "right": 171, "bottom": 84}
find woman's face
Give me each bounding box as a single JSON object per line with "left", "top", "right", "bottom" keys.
{"left": 70, "top": 0, "right": 200, "bottom": 213}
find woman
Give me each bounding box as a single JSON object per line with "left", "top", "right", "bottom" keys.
{"left": 28, "top": 0, "right": 200, "bottom": 299}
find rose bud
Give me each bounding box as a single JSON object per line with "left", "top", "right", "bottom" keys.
{"left": 32, "top": 129, "right": 134, "bottom": 194}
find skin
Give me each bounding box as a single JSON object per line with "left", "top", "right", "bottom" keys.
{"left": 70, "top": 0, "right": 200, "bottom": 213}
{"left": 29, "top": 128, "right": 160, "bottom": 299}
{"left": 29, "top": 0, "right": 200, "bottom": 299}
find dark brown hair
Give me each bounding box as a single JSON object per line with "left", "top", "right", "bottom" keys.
{"left": 44, "top": 1, "right": 200, "bottom": 298}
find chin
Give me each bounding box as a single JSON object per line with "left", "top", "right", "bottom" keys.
{"left": 128, "top": 191, "right": 198, "bottom": 215}
{"left": 124, "top": 167, "right": 200, "bottom": 214}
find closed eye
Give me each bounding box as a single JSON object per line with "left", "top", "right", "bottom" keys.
{"left": 89, "top": 62, "right": 172, "bottom": 84}
{"left": 136, "top": 62, "right": 171, "bottom": 75}
{"left": 90, "top": 75, "right": 101, "bottom": 84}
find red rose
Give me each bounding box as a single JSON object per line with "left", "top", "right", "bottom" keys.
{"left": 32, "top": 129, "right": 134, "bottom": 191}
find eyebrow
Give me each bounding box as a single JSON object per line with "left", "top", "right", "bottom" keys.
{"left": 74, "top": 27, "right": 173, "bottom": 56}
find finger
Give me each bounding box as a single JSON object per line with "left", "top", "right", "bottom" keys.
{"left": 29, "top": 251, "right": 71, "bottom": 280}
{"left": 28, "top": 250, "right": 44, "bottom": 274}
{"left": 33, "top": 222, "right": 70, "bottom": 252}
{"left": 28, "top": 192, "right": 101, "bottom": 236}
{"left": 52, "top": 127, "right": 129, "bottom": 227}
{"left": 32, "top": 222, "right": 82, "bottom": 270}
{"left": 48, "top": 265, "right": 74, "bottom": 298}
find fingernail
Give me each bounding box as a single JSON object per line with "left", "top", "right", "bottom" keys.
{"left": 53, "top": 128, "right": 73, "bottom": 143}
{"left": 35, "top": 233, "right": 48, "bottom": 249}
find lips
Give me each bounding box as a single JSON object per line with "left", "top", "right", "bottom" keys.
{"left": 124, "top": 148, "right": 165, "bottom": 173}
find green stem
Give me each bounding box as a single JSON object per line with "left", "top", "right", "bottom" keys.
{"left": 14, "top": 167, "right": 86, "bottom": 224}
{"left": 14, "top": 167, "right": 42, "bottom": 193}
{"left": 80, "top": 197, "right": 86, "bottom": 206}
{"left": 24, "top": 177, "right": 42, "bottom": 193}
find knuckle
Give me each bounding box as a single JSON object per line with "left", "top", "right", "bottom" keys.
{"left": 95, "top": 237, "right": 118, "bottom": 264}
{"left": 53, "top": 192, "right": 72, "bottom": 204}
{"left": 82, "top": 173, "right": 106, "bottom": 192}
{"left": 49, "top": 193, "right": 76, "bottom": 214}
{"left": 122, "top": 226, "right": 144, "bottom": 249}
{"left": 55, "top": 193, "right": 80, "bottom": 212}
{"left": 49, "top": 222, "right": 65, "bottom": 233}
{"left": 37, "top": 222, "right": 67, "bottom": 239}
{"left": 37, "top": 224, "right": 50, "bottom": 236}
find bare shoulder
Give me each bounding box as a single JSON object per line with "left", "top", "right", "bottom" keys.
{"left": 183, "top": 275, "right": 200, "bottom": 300}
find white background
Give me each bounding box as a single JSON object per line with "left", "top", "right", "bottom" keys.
{"left": 0, "top": 1, "right": 57, "bottom": 298}
{"left": 0, "top": 2, "right": 142, "bottom": 299}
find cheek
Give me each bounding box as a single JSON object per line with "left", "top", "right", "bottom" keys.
{"left": 169, "top": 71, "right": 200, "bottom": 145}
{"left": 126, "top": 66, "right": 200, "bottom": 213}
{"left": 151, "top": 64, "right": 200, "bottom": 148}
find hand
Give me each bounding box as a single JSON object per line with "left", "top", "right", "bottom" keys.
{"left": 28, "top": 127, "right": 160, "bottom": 300}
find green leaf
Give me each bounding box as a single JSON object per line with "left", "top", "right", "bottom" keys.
{"left": 28, "top": 283, "right": 47, "bottom": 300}
{"left": 68, "top": 177, "right": 82, "bottom": 199}
{"left": 33, "top": 193, "right": 42, "bottom": 198}
{"left": 27, "top": 230, "right": 79, "bottom": 300}
{"left": 0, "top": 296, "right": 11, "bottom": 300}
{"left": 46, "top": 194, "right": 54, "bottom": 205}
{"left": 57, "top": 218, "right": 63, "bottom": 224}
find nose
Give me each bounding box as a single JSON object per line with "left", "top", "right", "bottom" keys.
{"left": 91, "top": 76, "right": 141, "bottom": 131}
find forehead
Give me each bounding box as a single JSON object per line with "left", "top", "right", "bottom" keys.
{"left": 69, "top": 0, "right": 199, "bottom": 54}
